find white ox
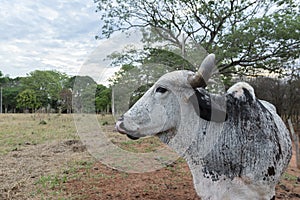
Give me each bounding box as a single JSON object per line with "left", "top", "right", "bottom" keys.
{"left": 116, "top": 54, "right": 292, "bottom": 200}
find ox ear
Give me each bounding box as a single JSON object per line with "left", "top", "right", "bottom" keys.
{"left": 189, "top": 89, "right": 227, "bottom": 122}
{"left": 188, "top": 54, "right": 215, "bottom": 88}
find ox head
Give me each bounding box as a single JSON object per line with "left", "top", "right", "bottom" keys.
{"left": 116, "top": 54, "right": 224, "bottom": 141}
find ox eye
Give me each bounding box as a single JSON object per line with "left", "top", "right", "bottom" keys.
{"left": 155, "top": 87, "right": 168, "bottom": 93}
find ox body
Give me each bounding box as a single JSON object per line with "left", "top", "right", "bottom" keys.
{"left": 116, "top": 54, "right": 292, "bottom": 200}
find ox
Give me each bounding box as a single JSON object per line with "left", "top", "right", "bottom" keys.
{"left": 116, "top": 54, "right": 292, "bottom": 200}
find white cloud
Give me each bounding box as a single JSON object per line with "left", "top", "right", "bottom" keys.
{"left": 0, "top": 0, "right": 102, "bottom": 78}
{"left": 0, "top": 0, "right": 147, "bottom": 85}
{"left": 78, "top": 29, "right": 144, "bottom": 85}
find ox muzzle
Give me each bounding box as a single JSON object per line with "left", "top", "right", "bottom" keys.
{"left": 115, "top": 116, "right": 140, "bottom": 140}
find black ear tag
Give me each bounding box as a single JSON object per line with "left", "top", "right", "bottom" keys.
{"left": 189, "top": 89, "right": 227, "bottom": 122}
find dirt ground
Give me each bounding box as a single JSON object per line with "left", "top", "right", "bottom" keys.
{"left": 0, "top": 140, "right": 90, "bottom": 200}
{"left": 0, "top": 139, "right": 299, "bottom": 200}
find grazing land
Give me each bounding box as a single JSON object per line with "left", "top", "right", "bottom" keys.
{"left": 0, "top": 114, "right": 299, "bottom": 199}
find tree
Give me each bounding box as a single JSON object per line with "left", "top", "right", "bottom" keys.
{"left": 59, "top": 88, "right": 72, "bottom": 113}
{"left": 95, "top": 84, "right": 111, "bottom": 113}
{"left": 95, "top": 0, "right": 300, "bottom": 76}
{"left": 0, "top": 75, "right": 22, "bottom": 113}
{"left": 249, "top": 72, "right": 300, "bottom": 128}
{"left": 16, "top": 89, "right": 40, "bottom": 113}
{"left": 284, "top": 66, "right": 300, "bottom": 126}
{"left": 71, "top": 76, "right": 98, "bottom": 113}
{"left": 2, "top": 86, "right": 21, "bottom": 113}
{"left": 21, "top": 70, "right": 68, "bottom": 110}
{"left": 250, "top": 77, "right": 286, "bottom": 115}
{"left": 0, "top": 71, "right": 9, "bottom": 85}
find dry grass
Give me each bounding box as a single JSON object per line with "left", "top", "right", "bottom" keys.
{"left": 0, "top": 114, "right": 77, "bottom": 155}
{"left": 0, "top": 114, "right": 299, "bottom": 200}
{"left": 0, "top": 113, "right": 163, "bottom": 155}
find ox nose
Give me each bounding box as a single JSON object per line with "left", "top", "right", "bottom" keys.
{"left": 115, "top": 118, "right": 126, "bottom": 134}
{"left": 115, "top": 116, "right": 140, "bottom": 140}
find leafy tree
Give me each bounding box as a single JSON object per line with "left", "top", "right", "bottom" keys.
{"left": 16, "top": 89, "right": 40, "bottom": 112}
{"left": 21, "top": 70, "right": 68, "bottom": 110}
{"left": 142, "top": 48, "right": 195, "bottom": 71}
{"left": 95, "top": 84, "right": 111, "bottom": 113}
{"left": 71, "top": 76, "right": 98, "bottom": 113}
{"left": 0, "top": 75, "right": 22, "bottom": 113}
{"left": 2, "top": 86, "right": 21, "bottom": 113}
{"left": 284, "top": 66, "right": 300, "bottom": 123}
{"left": 59, "top": 88, "right": 72, "bottom": 113}
{"left": 108, "top": 64, "right": 135, "bottom": 85}
{"left": 110, "top": 61, "right": 174, "bottom": 113}
{"left": 0, "top": 71, "right": 9, "bottom": 85}
{"left": 95, "top": 0, "right": 300, "bottom": 76}
{"left": 250, "top": 77, "right": 286, "bottom": 115}
{"left": 129, "top": 83, "right": 153, "bottom": 108}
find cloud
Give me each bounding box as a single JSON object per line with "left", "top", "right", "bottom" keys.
{"left": 0, "top": 0, "right": 149, "bottom": 86}
{"left": 0, "top": 0, "right": 101, "bottom": 78}
{"left": 79, "top": 29, "right": 144, "bottom": 85}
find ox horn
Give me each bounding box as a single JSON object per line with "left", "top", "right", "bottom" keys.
{"left": 188, "top": 54, "right": 215, "bottom": 88}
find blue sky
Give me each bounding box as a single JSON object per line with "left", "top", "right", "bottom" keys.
{"left": 0, "top": 0, "right": 109, "bottom": 79}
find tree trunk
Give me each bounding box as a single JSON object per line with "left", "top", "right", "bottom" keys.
{"left": 288, "top": 119, "right": 300, "bottom": 169}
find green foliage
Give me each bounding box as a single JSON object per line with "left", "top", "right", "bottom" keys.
{"left": 95, "top": 0, "right": 300, "bottom": 76}
{"left": 144, "top": 48, "right": 195, "bottom": 71}
{"left": 16, "top": 89, "right": 41, "bottom": 112}
{"left": 2, "top": 87, "right": 20, "bottom": 111}
{"left": 110, "top": 61, "right": 173, "bottom": 113}
{"left": 21, "top": 70, "right": 68, "bottom": 109}
{"left": 95, "top": 84, "right": 111, "bottom": 113}
{"left": 0, "top": 71, "right": 114, "bottom": 114}
{"left": 109, "top": 64, "right": 135, "bottom": 85}
{"left": 0, "top": 72, "right": 10, "bottom": 85}
{"left": 59, "top": 88, "right": 72, "bottom": 113}
{"left": 71, "top": 76, "right": 98, "bottom": 113}
{"left": 129, "top": 83, "right": 152, "bottom": 108}
{"left": 1, "top": 77, "right": 22, "bottom": 112}
{"left": 108, "top": 46, "right": 201, "bottom": 106}
{"left": 219, "top": 10, "right": 300, "bottom": 75}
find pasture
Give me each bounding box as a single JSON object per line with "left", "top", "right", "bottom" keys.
{"left": 0, "top": 114, "right": 299, "bottom": 199}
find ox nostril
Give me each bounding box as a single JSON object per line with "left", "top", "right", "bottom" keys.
{"left": 115, "top": 120, "right": 127, "bottom": 134}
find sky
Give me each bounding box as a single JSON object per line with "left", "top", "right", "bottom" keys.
{"left": 0, "top": 0, "right": 135, "bottom": 84}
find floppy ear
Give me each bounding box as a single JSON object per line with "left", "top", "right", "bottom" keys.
{"left": 189, "top": 89, "right": 227, "bottom": 122}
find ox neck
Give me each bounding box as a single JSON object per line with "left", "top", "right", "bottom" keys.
{"left": 165, "top": 102, "right": 206, "bottom": 158}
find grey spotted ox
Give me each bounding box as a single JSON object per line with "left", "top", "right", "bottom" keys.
{"left": 116, "top": 54, "right": 292, "bottom": 200}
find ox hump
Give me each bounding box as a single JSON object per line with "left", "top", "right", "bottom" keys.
{"left": 227, "top": 82, "right": 256, "bottom": 101}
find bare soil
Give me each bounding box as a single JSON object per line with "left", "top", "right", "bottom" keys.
{"left": 0, "top": 139, "right": 299, "bottom": 200}
{"left": 0, "top": 140, "right": 90, "bottom": 200}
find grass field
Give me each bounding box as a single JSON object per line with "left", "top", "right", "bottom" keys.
{"left": 0, "top": 114, "right": 77, "bottom": 155}
{"left": 0, "top": 114, "right": 299, "bottom": 199}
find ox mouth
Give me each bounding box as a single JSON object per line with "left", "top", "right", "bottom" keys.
{"left": 126, "top": 134, "right": 140, "bottom": 140}
{"left": 115, "top": 121, "right": 140, "bottom": 140}
{"left": 115, "top": 121, "right": 176, "bottom": 142}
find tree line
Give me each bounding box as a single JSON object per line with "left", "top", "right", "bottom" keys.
{"left": 0, "top": 70, "right": 111, "bottom": 114}
{"left": 0, "top": 65, "right": 299, "bottom": 128}
{"left": 1, "top": 0, "right": 299, "bottom": 126}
